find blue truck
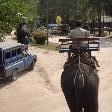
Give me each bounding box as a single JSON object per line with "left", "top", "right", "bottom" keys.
{"left": 0, "top": 42, "right": 37, "bottom": 81}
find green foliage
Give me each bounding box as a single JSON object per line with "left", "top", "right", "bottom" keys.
{"left": 38, "top": 0, "right": 93, "bottom": 23}
{"left": 103, "top": 0, "right": 112, "bottom": 17}
{"left": 0, "top": 0, "right": 112, "bottom": 35}
{"left": 32, "top": 27, "right": 47, "bottom": 44}
{"left": 37, "top": 0, "right": 112, "bottom": 37}
{"left": 38, "top": 0, "right": 112, "bottom": 24}
{"left": 35, "top": 42, "right": 58, "bottom": 51}
{"left": 0, "top": 0, "right": 37, "bottom": 34}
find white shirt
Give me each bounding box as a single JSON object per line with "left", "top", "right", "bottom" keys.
{"left": 68, "top": 27, "right": 90, "bottom": 46}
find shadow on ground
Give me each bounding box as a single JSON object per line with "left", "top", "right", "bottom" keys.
{"left": 0, "top": 69, "right": 31, "bottom": 89}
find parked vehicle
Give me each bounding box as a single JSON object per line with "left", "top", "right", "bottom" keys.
{"left": 48, "top": 24, "right": 59, "bottom": 35}
{"left": 0, "top": 42, "right": 37, "bottom": 81}
{"left": 57, "top": 24, "right": 70, "bottom": 36}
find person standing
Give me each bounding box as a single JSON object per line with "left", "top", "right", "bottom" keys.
{"left": 17, "top": 22, "right": 30, "bottom": 46}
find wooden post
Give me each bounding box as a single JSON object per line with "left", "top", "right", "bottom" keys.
{"left": 46, "top": 0, "right": 49, "bottom": 45}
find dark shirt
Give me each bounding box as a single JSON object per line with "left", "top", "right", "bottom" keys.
{"left": 17, "top": 25, "right": 30, "bottom": 45}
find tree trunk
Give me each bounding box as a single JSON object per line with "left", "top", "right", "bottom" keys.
{"left": 98, "top": 8, "right": 102, "bottom": 37}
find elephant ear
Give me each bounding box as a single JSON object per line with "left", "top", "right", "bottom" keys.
{"left": 74, "top": 69, "right": 85, "bottom": 90}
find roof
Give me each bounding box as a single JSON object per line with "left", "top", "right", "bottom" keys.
{"left": 0, "top": 42, "right": 26, "bottom": 51}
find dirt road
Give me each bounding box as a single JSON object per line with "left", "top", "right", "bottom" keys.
{"left": 0, "top": 36, "right": 112, "bottom": 112}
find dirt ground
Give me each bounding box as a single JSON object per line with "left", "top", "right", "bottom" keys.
{"left": 0, "top": 36, "right": 112, "bottom": 112}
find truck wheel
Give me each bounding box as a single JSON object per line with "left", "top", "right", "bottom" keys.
{"left": 29, "top": 60, "right": 35, "bottom": 70}
{"left": 2, "top": 76, "right": 7, "bottom": 81}
{"left": 11, "top": 70, "right": 17, "bottom": 81}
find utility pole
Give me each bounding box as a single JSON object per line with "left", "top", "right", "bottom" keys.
{"left": 46, "top": 0, "right": 49, "bottom": 45}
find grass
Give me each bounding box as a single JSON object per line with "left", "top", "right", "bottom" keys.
{"left": 32, "top": 42, "right": 59, "bottom": 51}
{"left": 12, "top": 36, "right": 59, "bottom": 51}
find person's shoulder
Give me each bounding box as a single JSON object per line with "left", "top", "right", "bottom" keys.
{"left": 80, "top": 28, "right": 87, "bottom": 31}
{"left": 69, "top": 29, "right": 74, "bottom": 33}
{"left": 70, "top": 29, "right": 77, "bottom": 32}
{"left": 80, "top": 28, "right": 89, "bottom": 33}
{"left": 68, "top": 29, "right": 75, "bottom": 37}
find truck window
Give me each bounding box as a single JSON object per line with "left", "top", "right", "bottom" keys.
{"left": 12, "top": 50, "right": 16, "bottom": 57}
{"left": 5, "top": 52, "right": 11, "bottom": 59}
{"left": 17, "top": 48, "right": 21, "bottom": 55}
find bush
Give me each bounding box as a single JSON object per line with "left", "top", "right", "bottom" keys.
{"left": 33, "top": 35, "right": 46, "bottom": 44}
{"left": 32, "top": 27, "right": 47, "bottom": 44}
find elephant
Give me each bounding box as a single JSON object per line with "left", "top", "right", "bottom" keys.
{"left": 61, "top": 53, "right": 99, "bottom": 112}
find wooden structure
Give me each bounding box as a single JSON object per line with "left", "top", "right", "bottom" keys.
{"left": 59, "top": 38, "right": 100, "bottom": 53}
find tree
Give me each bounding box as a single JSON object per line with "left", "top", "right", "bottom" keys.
{"left": 0, "top": 0, "right": 36, "bottom": 34}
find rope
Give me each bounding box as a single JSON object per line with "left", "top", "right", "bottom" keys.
{"left": 73, "top": 48, "right": 85, "bottom": 89}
